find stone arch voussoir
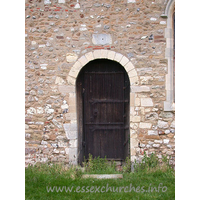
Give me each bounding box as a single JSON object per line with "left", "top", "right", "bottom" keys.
{"left": 67, "top": 50, "right": 139, "bottom": 86}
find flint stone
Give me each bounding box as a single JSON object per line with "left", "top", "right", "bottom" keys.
{"left": 44, "top": 0, "right": 51, "bottom": 5}
{"left": 52, "top": 119, "right": 62, "bottom": 129}
{"left": 127, "top": 0, "right": 135, "bottom": 3}
{"left": 153, "top": 144, "right": 160, "bottom": 148}
{"left": 157, "top": 120, "right": 169, "bottom": 129}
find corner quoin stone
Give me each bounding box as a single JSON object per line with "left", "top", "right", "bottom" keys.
{"left": 141, "top": 98, "right": 153, "bottom": 107}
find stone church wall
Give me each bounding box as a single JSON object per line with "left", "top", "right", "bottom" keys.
{"left": 25, "top": 0, "right": 175, "bottom": 167}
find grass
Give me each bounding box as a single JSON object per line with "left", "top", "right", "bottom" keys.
{"left": 25, "top": 154, "right": 175, "bottom": 200}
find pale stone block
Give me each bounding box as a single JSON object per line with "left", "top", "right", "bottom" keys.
{"left": 69, "top": 148, "right": 77, "bottom": 165}
{"left": 55, "top": 76, "right": 66, "bottom": 85}
{"left": 124, "top": 61, "right": 134, "bottom": 72}
{"left": 58, "top": 0, "right": 65, "bottom": 3}
{"left": 140, "top": 107, "right": 145, "bottom": 115}
{"left": 39, "top": 44, "right": 46, "bottom": 48}
{"left": 65, "top": 147, "right": 69, "bottom": 155}
{"left": 69, "top": 94, "right": 76, "bottom": 113}
{"left": 61, "top": 104, "right": 69, "bottom": 110}
{"left": 78, "top": 55, "right": 88, "bottom": 66}
{"left": 93, "top": 50, "right": 102, "bottom": 59}
{"left": 130, "top": 122, "right": 139, "bottom": 130}
{"left": 74, "top": 3, "right": 80, "bottom": 9}
{"left": 80, "top": 27, "right": 87, "bottom": 31}
{"left": 130, "top": 76, "right": 139, "bottom": 85}
{"left": 69, "top": 105, "right": 76, "bottom": 113}
{"left": 92, "top": 34, "right": 112, "bottom": 45}
{"left": 157, "top": 120, "right": 169, "bottom": 129}
{"left": 148, "top": 130, "right": 158, "bottom": 135}
{"left": 58, "top": 85, "right": 75, "bottom": 94}
{"left": 69, "top": 139, "right": 78, "bottom": 148}
{"left": 114, "top": 53, "right": 123, "bottom": 63}
{"left": 154, "top": 140, "right": 162, "bottom": 144}
{"left": 40, "top": 64, "right": 48, "bottom": 70}
{"left": 45, "top": 105, "right": 54, "bottom": 114}
{"left": 170, "top": 120, "right": 175, "bottom": 128}
{"left": 73, "top": 61, "right": 82, "bottom": 71}
{"left": 58, "top": 141, "right": 67, "bottom": 148}
{"left": 130, "top": 131, "right": 137, "bottom": 138}
{"left": 66, "top": 53, "right": 78, "bottom": 63}
{"left": 69, "top": 92, "right": 76, "bottom": 98}
{"left": 128, "top": 69, "right": 137, "bottom": 77}
{"left": 85, "top": 52, "right": 94, "bottom": 61}
{"left": 120, "top": 56, "right": 129, "bottom": 66}
{"left": 130, "top": 93, "right": 135, "bottom": 107}
{"left": 127, "top": 0, "right": 136, "bottom": 3}
{"left": 141, "top": 98, "right": 153, "bottom": 107}
{"left": 130, "top": 107, "right": 136, "bottom": 116}
{"left": 131, "top": 155, "right": 137, "bottom": 162}
{"left": 153, "top": 144, "right": 160, "bottom": 148}
{"left": 163, "top": 139, "right": 169, "bottom": 144}
{"left": 130, "top": 137, "right": 138, "bottom": 147}
{"left": 65, "top": 113, "right": 77, "bottom": 120}
{"left": 63, "top": 123, "right": 78, "bottom": 139}
{"left": 27, "top": 107, "right": 36, "bottom": 115}
{"left": 139, "top": 122, "right": 152, "bottom": 129}
{"left": 165, "top": 130, "right": 170, "bottom": 134}
{"left": 44, "top": 0, "right": 51, "bottom": 5}
{"left": 150, "top": 17, "right": 157, "bottom": 21}
{"left": 130, "top": 116, "right": 141, "bottom": 122}
{"left": 69, "top": 68, "right": 79, "bottom": 78}
{"left": 37, "top": 107, "right": 44, "bottom": 114}
{"left": 101, "top": 49, "right": 109, "bottom": 58}
{"left": 31, "top": 41, "right": 37, "bottom": 45}
{"left": 107, "top": 51, "right": 116, "bottom": 60}
{"left": 145, "top": 108, "right": 151, "bottom": 112}
{"left": 160, "top": 21, "right": 166, "bottom": 25}
{"left": 67, "top": 76, "right": 76, "bottom": 85}
{"left": 135, "top": 98, "right": 140, "bottom": 106}
{"left": 131, "top": 86, "right": 150, "bottom": 93}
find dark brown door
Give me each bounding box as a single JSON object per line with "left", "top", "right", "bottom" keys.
{"left": 81, "top": 59, "right": 130, "bottom": 161}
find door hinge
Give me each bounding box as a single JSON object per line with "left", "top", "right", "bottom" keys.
{"left": 123, "top": 139, "right": 129, "bottom": 146}
{"left": 82, "top": 141, "right": 86, "bottom": 147}
{"left": 82, "top": 88, "right": 85, "bottom": 94}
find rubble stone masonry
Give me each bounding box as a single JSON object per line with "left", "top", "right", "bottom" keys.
{"left": 25, "top": 0, "right": 175, "bottom": 167}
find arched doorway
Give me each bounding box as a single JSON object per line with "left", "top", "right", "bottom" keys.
{"left": 76, "top": 59, "right": 130, "bottom": 164}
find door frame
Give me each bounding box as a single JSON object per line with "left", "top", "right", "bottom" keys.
{"left": 76, "top": 59, "right": 130, "bottom": 163}
{"left": 66, "top": 50, "right": 140, "bottom": 165}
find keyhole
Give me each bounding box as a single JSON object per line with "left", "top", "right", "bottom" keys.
{"left": 94, "top": 109, "right": 98, "bottom": 117}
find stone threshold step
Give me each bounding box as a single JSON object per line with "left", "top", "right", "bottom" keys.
{"left": 82, "top": 174, "right": 123, "bottom": 179}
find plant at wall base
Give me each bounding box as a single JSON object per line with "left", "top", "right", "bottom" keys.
{"left": 82, "top": 154, "right": 117, "bottom": 174}
{"left": 122, "top": 157, "right": 131, "bottom": 173}
{"left": 133, "top": 152, "right": 174, "bottom": 175}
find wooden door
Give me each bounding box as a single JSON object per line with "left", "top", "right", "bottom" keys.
{"left": 80, "top": 59, "right": 130, "bottom": 161}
